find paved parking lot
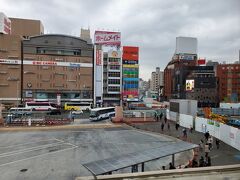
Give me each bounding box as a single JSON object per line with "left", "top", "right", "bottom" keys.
{"left": 0, "top": 126, "right": 192, "bottom": 180}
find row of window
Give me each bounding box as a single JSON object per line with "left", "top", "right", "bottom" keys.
{"left": 108, "top": 86, "right": 120, "bottom": 92}
{"left": 37, "top": 48, "right": 81, "bottom": 56}
{"left": 108, "top": 58, "right": 120, "bottom": 63}
{"left": 108, "top": 79, "right": 120, "bottom": 84}
{"left": 108, "top": 72, "right": 121, "bottom": 77}
{"left": 221, "top": 66, "right": 239, "bottom": 70}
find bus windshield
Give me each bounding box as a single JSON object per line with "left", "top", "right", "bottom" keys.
{"left": 89, "top": 111, "right": 98, "bottom": 117}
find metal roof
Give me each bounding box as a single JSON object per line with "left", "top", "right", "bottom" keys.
{"left": 82, "top": 141, "right": 198, "bottom": 176}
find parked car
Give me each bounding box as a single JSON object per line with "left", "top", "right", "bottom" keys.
{"left": 71, "top": 110, "right": 83, "bottom": 115}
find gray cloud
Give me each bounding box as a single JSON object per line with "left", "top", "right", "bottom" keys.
{"left": 1, "top": 0, "right": 239, "bottom": 80}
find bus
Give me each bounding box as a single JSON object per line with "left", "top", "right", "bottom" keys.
{"left": 89, "top": 107, "right": 115, "bottom": 121}
{"left": 9, "top": 107, "right": 32, "bottom": 116}
{"left": 64, "top": 102, "right": 92, "bottom": 111}
{"left": 25, "top": 102, "right": 57, "bottom": 111}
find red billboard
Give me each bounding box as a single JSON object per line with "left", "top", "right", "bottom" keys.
{"left": 96, "top": 49, "right": 102, "bottom": 66}
{"left": 122, "top": 46, "right": 139, "bottom": 61}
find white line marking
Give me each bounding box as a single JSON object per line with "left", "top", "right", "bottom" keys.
{"left": 0, "top": 142, "right": 65, "bottom": 157}
{"left": 54, "top": 137, "right": 78, "bottom": 148}
{"left": 0, "top": 146, "right": 77, "bottom": 167}
{"left": 0, "top": 139, "right": 59, "bottom": 149}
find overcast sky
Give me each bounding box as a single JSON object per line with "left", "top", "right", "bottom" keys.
{"left": 1, "top": 0, "right": 239, "bottom": 80}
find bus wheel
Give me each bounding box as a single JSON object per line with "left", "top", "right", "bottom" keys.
{"left": 32, "top": 108, "right": 36, "bottom": 111}
{"left": 71, "top": 108, "right": 74, "bottom": 111}
{"left": 48, "top": 108, "right": 51, "bottom": 111}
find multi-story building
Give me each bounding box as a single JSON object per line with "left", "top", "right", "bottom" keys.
{"left": 0, "top": 13, "right": 93, "bottom": 106}
{"left": 102, "top": 50, "right": 122, "bottom": 106}
{"left": 164, "top": 37, "right": 198, "bottom": 100}
{"left": 122, "top": 46, "right": 139, "bottom": 102}
{"left": 150, "top": 67, "right": 164, "bottom": 96}
{"left": 185, "top": 66, "right": 219, "bottom": 107}
{"left": 217, "top": 63, "right": 240, "bottom": 102}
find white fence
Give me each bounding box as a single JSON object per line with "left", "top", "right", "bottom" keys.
{"left": 167, "top": 110, "right": 240, "bottom": 151}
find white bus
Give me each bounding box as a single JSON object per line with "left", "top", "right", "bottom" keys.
{"left": 89, "top": 107, "right": 115, "bottom": 121}
{"left": 9, "top": 107, "right": 32, "bottom": 115}
{"left": 25, "top": 102, "right": 57, "bottom": 111}
{"left": 64, "top": 102, "right": 92, "bottom": 111}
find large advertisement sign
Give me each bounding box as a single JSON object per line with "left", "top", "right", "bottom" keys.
{"left": 0, "top": 12, "right": 11, "bottom": 34}
{"left": 186, "top": 79, "right": 194, "bottom": 92}
{"left": 96, "top": 49, "right": 102, "bottom": 66}
{"left": 94, "top": 31, "right": 121, "bottom": 46}
{"left": 122, "top": 46, "right": 139, "bottom": 61}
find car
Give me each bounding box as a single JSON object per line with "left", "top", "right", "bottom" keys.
{"left": 71, "top": 110, "right": 83, "bottom": 115}
{"left": 47, "top": 109, "right": 61, "bottom": 115}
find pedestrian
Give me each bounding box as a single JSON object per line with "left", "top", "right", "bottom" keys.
{"left": 208, "top": 136, "right": 213, "bottom": 150}
{"left": 190, "top": 125, "right": 193, "bottom": 133}
{"left": 161, "top": 122, "right": 164, "bottom": 131}
{"left": 199, "top": 156, "right": 205, "bottom": 167}
{"left": 175, "top": 123, "right": 179, "bottom": 131}
{"left": 160, "top": 112, "right": 163, "bottom": 120}
{"left": 183, "top": 128, "right": 187, "bottom": 138}
{"left": 204, "top": 143, "right": 210, "bottom": 158}
{"left": 205, "top": 131, "right": 210, "bottom": 141}
{"left": 167, "top": 122, "right": 170, "bottom": 130}
{"left": 162, "top": 166, "right": 165, "bottom": 170}
{"left": 169, "top": 162, "right": 176, "bottom": 169}
{"left": 192, "top": 159, "right": 198, "bottom": 167}
{"left": 164, "top": 116, "right": 167, "bottom": 123}
{"left": 216, "top": 139, "right": 220, "bottom": 149}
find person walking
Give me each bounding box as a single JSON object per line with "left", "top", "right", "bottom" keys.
{"left": 205, "top": 131, "right": 210, "bottom": 141}
{"left": 175, "top": 122, "right": 179, "bottom": 131}
{"left": 160, "top": 112, "right": 163, "bottom": 120}
{"left": 167, "top": 122, "right": 170, "bottom": 130}
{"left": 183, "top": 128, "right": 187, "bottom": 138}
{"left": 161, "top": 122, "right": 164, "bottom": 131}
{"left": 206, "top": 156, "right": 211, "bottom": 166}
{"left": 208, "top": 136, "right": 213, "bottom": 150}
{"left": 204, "top": 143, "right": 210, "bottom": 158}
{"left": 216, "top": 139, "right": 220, "bottom": 149}
{"left": 199, "top": 139, "right": 204, "bottom": 152}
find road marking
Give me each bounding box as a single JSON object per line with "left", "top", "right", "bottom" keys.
{"left": 54, "top": 137, "right": 78, "bottom": 148}
{"left": 0, "top": 146, "right": 77, "bottom": 167}
{"left": 0, "top": 142, "right": 64, "bottom": 157}
{"left": 0, "top": 139, "right": 59, "bottom": 149}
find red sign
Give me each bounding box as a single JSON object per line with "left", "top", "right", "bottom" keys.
{"left": 96, "top": 50, "right": 102, "bottom": 66}
{"left": 198, "top": 59, "right": 206, "bottom": 65}
{"left": 122, "top": 46, "right": 139, "bottom": 61}
{"left": 94, "top": 31, "right": 121, "bottom": 46}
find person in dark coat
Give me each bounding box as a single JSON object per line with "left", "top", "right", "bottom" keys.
{"left": 205, "top": 131, "right": 210, "bottom": 141}
{"left": 161, "top": 122, "right": 164, "bottom": 131}
{"left": 216, "top": 139, "right": 220, "bottom": 149}
{"left": 199, "top": 156, "right": 205, "bottom": 167}
{"left": 169, "top": 163, "right": 176, "bottom": 169}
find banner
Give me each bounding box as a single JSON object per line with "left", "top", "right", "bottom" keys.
{"left": 94, "top": 31, "right": 121, "bottom": 46}
{"left": 96, "top": 49, "right": 102, "bottom": 66}
{"left": 123, "top": 46, "right": 139, "bottom": 61}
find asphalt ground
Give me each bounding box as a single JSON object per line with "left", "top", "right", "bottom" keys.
{"left": 0, "top": 126, "right": 193, "bottom": 180}
{"left": 132, "top": 119, "right": 240, "bottom": 166}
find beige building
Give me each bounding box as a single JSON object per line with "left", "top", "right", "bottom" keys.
{"left": 0, "top": 15, "right": 93, "bottom": 106}
{"left": 150, "top": 67, "right": 164, "bottom": 94}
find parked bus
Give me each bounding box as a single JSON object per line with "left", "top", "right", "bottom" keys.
{"left": 89, "top": 107, "right": 115, "bottom": 121}
{"left": 64, "top": 102, "right": 92, "bottom": 111}
{"left": 9, "top": 107, "right": 32, "bottom": 115}
{"left": 25, "top": 102, "right": 57, "bottom": 111}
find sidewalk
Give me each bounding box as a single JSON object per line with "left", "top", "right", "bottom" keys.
{"left": 132, "top": 119, "right": 240, "bottom": 166}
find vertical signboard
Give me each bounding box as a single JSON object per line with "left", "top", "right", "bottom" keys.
{"left": 57, "top": 94, "right": 61, "bottom": 106}
{"left": 94, "top": 46, "right": 103, "bottom": 106}
{"left": 96, "top": 49, "right": 102, "bottom": 66}
{"left": 0, "top": 12, "right": 11, "bottom": 34}
{"left": 186, "top": 79, "right": 194, "bottom": 92}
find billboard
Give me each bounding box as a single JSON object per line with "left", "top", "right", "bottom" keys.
{"left": 198, "top": 58, "right": 206, "bottom": 65}
{"left": 176, "top": 37, "right": 197, "bottom": 55}
{"left": 122, "top": 46, "right": 139, "bottom": 61}
{"left": 96, "top": 49, "right": 102, "bottom": 66}
{"left": 94, "top": 31, "right": 121, "bottom": 46}
{"left": 186, "top": 79, "right": 194, "bottom": 91}
{"left": 108, "top": 50, "right": 121, "bottom": 58}
{"left": 0, "top": 12, "right": 11, "bottom": 34}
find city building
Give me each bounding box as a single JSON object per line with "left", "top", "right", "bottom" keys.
{"left": 150, "top": 67, "right": 164, "bottom": 96}
{"left": 185, "top": 66, "right": 219, "bottom": 107}
{"left": 102, "top": 50, "right": 122, "bottom": 106}
{"left": 164, "top": 37, "right": 198, "bottom": 100}
{"left": 0, "top": 13, "right": 93, "bottom": 106}
{"left": 217, "top": 63, "right": 240, "bottom": 102}
{"left": 122, "top": 46, "right": 139, "bottom": 102}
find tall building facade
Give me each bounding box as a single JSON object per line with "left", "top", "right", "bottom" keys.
{"left": 122, "top": 46, "right": 139, "bottom": 102}
{"left": 150, "top": 67, "right": 164, "bottom": 95}
{"left": 217, "top": 63, "right": 240, "bottom": 102}
{"left": 164, "top": 37, "right": 198, "bottom": 99}
{"left": 102, "top": 50, "right": 122, "bottom": 106}
{"left": 185, "top": 66, "right": 219, "bottom": 107}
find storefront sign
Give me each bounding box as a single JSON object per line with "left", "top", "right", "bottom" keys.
{"left": 94, "top": 31, "right": 121, "bottom": 46}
